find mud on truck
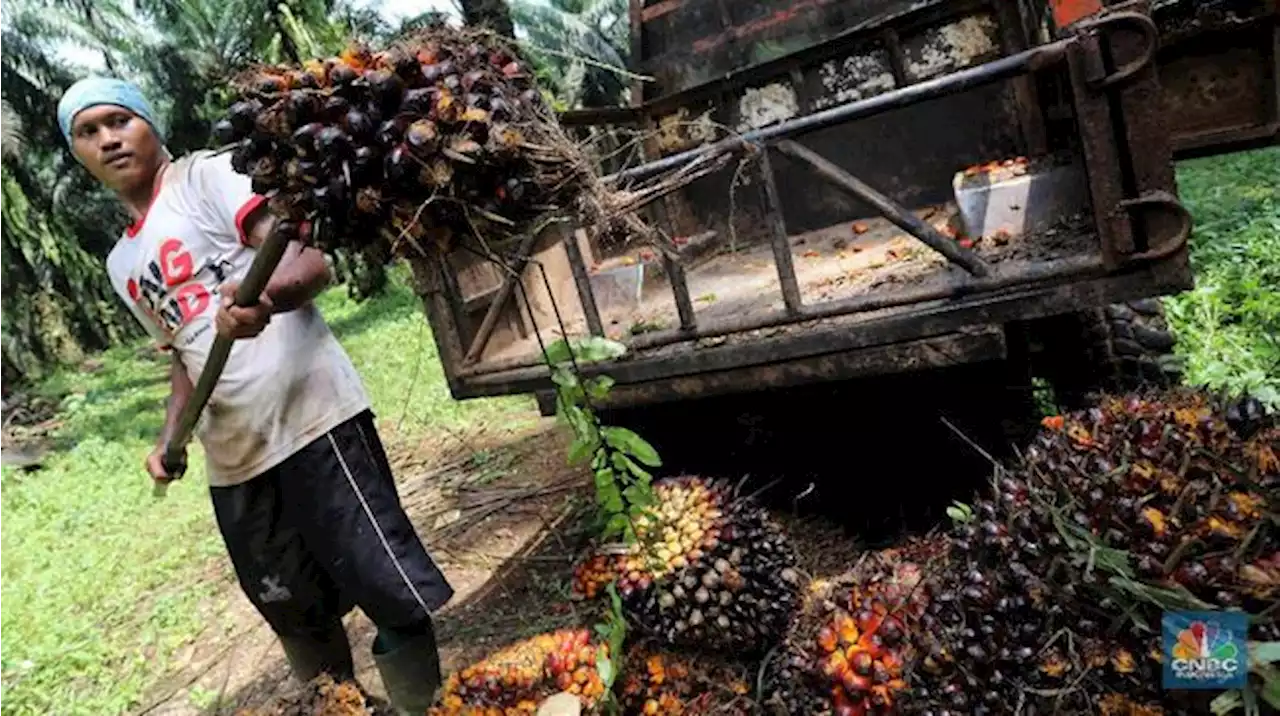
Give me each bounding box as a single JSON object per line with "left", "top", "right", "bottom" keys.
{"left": 403, "top": 0, "right": 1278, "bottom": 467}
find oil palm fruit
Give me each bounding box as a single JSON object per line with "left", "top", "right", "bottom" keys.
{"left": 428, "top": 628, "right": 607, "bottom": 716}
{"left": 763, "top": 388, "right": 1275, "bottom": 714}
{"left": 571, "top": 476, "right": 801, "bottom": 654}
{"left": 906, "top": 387, "right": 1276, "bottom": 715}
{"left": 764, "top": 538, "right": 942, "bottom": 716}
{"left": 233, "top": 673, "right": 386, "bottom": 715}
{"left": 1016, "top": 389, "right": 1277, "bottom": 611}
{"left": 215, "top": 22, "right": 596, "bottom": 258}
{"left": 619, "top": 645, "right": 752, "bottom": 715}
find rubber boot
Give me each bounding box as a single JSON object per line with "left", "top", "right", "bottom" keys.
{"left": 279, "top": 621, "right": 355, "bottom": 683}
{"left": 372, "top": 620, "right": 443, "bottom": 714}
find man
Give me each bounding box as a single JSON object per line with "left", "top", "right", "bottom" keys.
{"left": 57, "top": 77, "right": 454, "bottom": 713}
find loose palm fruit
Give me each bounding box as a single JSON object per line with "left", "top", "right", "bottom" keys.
{"left": 428, "top": 628, "right": 607, "bottom": 716}
{"left": 618, "top": 645, "right": 752, "bottom": 716}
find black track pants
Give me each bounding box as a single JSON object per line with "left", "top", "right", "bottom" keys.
{"left": 210, "top": 410, "right": 454, "bottom": 638}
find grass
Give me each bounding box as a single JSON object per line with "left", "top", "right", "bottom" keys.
{"left": 1165, "top": 146, "right": 1280, "bottom": 406}
{"left": 1, "top": 148, "right": 1277, "bottom": 716}
{"left": 0, "top": 267, "right": 536, "bottom": 716}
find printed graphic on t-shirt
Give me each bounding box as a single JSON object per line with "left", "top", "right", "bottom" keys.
{"left": 125, "top": 238, "right": 214, "bottom": 336}
{"left": 123, "top": 241, "right": 241, "bottom": 349}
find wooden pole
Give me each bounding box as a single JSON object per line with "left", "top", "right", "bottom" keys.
{"left": 154, "top": 224, "right": 294, "bottom": 497}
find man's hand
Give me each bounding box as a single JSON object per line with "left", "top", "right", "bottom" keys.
{"left": 145, "top": 444, "right": 184, "bottom": 483}
{"left": 215, "top": 281, "right": 274, "bottom": 339}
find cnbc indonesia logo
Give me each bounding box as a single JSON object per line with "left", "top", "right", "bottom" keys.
{"left": 1168, "top": 619, "right": 1243, "bottom": 685}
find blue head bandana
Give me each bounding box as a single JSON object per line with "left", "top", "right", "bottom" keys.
{"left": 57, "top": 77, "right": 164, "bottom": 147}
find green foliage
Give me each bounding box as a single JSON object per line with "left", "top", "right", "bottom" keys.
{"left": 1, "top": 99, "right": 24, "bottom": 157}
{"left": 945, "top": 500, "right": 974, "bottom": 525}
{"left": 511, "top": 0, "right": 630, "bottom": 108}
{"left": 1209, "top": 641, "right": 1280, "bottom": 715}
{"left": 1166, "top": 147, "right": 1280, "bottom": 407}
{"left": 592, "top": 582, "right": 627, "bottom": 714}
{"left": 544, "top": 336, "right": 659, "bottom": 544}
{"left": 543, "top": 333, "right": 657, "bottom": 709}
{"left": 1, "top": 171, "right": 135, "bottom": 381}
{"left": 0, "top": 274, "right": 533, "bottom": 715}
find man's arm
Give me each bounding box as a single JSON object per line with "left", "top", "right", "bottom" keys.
{"left": 146, "top": 351, "right": 194, "bottom": 480}
{"left": 243, "top": 208, "right": 331, "bottom": 313}
{"left": 160, "top": 351, "right": 194, "bottom": 445}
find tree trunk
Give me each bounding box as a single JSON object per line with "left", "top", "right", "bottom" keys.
{"left": 460, "top": 0, "right": 515, "bottom": 38}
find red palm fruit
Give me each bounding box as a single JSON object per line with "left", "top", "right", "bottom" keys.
{"left": 849, "top": 650, "right": 874, "bottom": 677}
{"left": 835, "top": 614, "right": 859, "bottom": 646}
{"left": 822, "top": 651, "right": 847, "bottom": 679}
{"left": 841, "top": 670, "right": 872, "bottom": 694}
{"left": 817, "top": 626, "right": 838, "bottom": 654}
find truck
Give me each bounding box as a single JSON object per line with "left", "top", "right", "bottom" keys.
{"left": 401, "top": 0, "right": 1277, "bottom": 462}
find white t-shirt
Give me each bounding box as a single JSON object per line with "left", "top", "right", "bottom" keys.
{"left": 106, "top": 150, "right": 372, "bottom": 487}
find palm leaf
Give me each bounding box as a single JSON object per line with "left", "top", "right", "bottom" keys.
{"left": 1, "top": 100, "right": 25, "bottom": 158}
{"left": 512, "top": 0, "right": 626, "bottom": 71}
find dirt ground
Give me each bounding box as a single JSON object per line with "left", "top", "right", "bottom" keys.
{"left": 126, "top": 413, "right": 875, "bottom": 716}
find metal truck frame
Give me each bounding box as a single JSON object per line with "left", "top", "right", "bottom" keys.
{"left": 402, "top": 0, "right": 1278, "bottom": 414}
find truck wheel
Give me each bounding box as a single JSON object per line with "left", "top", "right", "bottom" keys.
{"left": 1036, "top": 298, "right": 1184, "bottom": 410}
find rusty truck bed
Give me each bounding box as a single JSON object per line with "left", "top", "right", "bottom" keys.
{"left": 476, "top": 204, "right": 1094, "bottom": 367}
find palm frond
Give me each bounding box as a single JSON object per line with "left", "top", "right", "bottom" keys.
{"left": 1, "top": 100, "right": 26, "bottom": 159}
{"left": 511, "top": 0, "right": 632, "bottom": 107}
{"left": 512, "top": 0, "right": 627, "bottom": 71}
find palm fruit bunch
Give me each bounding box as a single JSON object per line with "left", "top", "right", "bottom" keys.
{"left": 618, "top": 645, "right": 753, "bottom": 715}
{"left": 235, "top": 674, "right": 390, "bottom": 716}
{"left": 903, "top": 388, "right": 1278, "bottom": 715}
{"left": 429, "top": 628, "right": 608, "bottom": 715}
{"left": 214, "top": 22, "right": 598, "bottom": 257}
{"left": 571, "top": 476, "right": 802, "bottom": 654}
{"left": 764, "top": 539, "right": 944, "bottom": 716}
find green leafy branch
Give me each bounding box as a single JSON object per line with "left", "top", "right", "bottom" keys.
{"left": 543, "top": 336, "right": 660, "bottom": 544}
{"left": 543, "top": 336, "right": 655, "bottom": 711}
{"left": 592, "top": 582, "right": 628, "bottom": 715}
{"left": 1210, "top": 641, "right": 1280, "bottom": 715}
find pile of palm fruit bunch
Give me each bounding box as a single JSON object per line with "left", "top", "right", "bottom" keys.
{"left": 571, "top": 475, "right": 802, "bottom": 654}
{"left": 618, "top": 643, "right": 754, "bottom": 715}
{"left": 763, "top": 538, "right": 944, "bottom": 715}
{"left": 904, "top": 389, "right": 1277, "bottom": 715}
{"left": 235, "top": 674, "right": 392, "bottom": 716}
{"left": 763, "top": 387, "right": 1277, "bottom": 714}
{"left": 213, "top": 22, "right": 607, "bottom": 259}
{"left": 428, "top": 628, "right": 609, "bottom": 715}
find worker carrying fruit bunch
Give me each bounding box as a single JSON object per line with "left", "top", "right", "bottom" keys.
{"left": 56, "top": 76, "right": 454, "bottom": 713}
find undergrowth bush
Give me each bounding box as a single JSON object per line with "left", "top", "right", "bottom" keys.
{"left": 1166, "top": 147, "right": 1280, "bottom": 406}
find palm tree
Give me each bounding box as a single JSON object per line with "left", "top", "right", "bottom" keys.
{"left": 511, "top": 0, "right": 629, "bottom": 109}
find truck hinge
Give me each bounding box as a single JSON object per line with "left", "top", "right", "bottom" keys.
{"left": 1113, "top": 191, "right": 1193, "bottom": 265}
{"left": 1071, "top": 9, "right": 1159, "bottom": 90}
